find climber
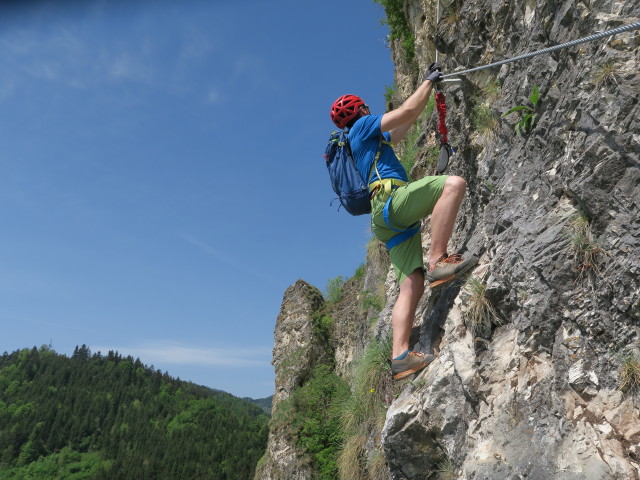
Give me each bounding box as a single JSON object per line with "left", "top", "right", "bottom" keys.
{"left": 329, "top": 65, "right": 477, "bottom": 380}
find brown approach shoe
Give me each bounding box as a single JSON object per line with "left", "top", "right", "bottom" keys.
{"left": 391, "top": 351, "right": 435, "bottom": 381}
{"left": 426, "top": 253, "right": 479, "bottom": 288}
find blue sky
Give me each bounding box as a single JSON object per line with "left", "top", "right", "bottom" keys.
{"left": 0, "top": 0, "right": 394, "bottom": 398}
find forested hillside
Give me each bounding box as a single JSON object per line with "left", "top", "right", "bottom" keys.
{"left": 0, "top": 345, "right": 269, "bottom": 479}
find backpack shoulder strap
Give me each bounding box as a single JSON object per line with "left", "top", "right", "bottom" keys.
{"left": 367, "top": 135, "right": 386, "bottom": 184}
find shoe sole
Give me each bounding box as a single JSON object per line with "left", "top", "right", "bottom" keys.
{"left": 429, "top": 274, "right": 455, "bottom": 288}
{"left": 393, "top": 364, "right": 427, "bottom": 380}
{"left": 392, "top": 354, "right": 436, "bottom": 381}
{"left": 428, "top": 257, "right": 479, "bottom": 289}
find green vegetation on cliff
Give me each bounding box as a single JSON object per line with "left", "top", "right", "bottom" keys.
{"left": 268, "top": 260, "right": 396, "bottom": 480}
{"left": 0, "top": 346, "right": 269, "bottom": 479}
{"left": 374, "top": 0, "right": 415, "bottom": 64}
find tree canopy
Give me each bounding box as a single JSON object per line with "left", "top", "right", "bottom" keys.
{"left": 0, "top": 345, "right": 269, "bottom": 479}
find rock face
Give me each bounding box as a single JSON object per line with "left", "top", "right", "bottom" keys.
{"left": 259, "top": 0, "right": 639, "bottom": 479}
{"left": 381, "top": 0, "right": 640, "bottom": 478}
{"left": 254, "top": 280, "right": 324, "bottom": 480}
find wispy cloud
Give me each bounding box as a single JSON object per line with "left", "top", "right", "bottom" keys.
{"left": 1, "top": 26, "right": 89, "bottom": 87}
{"left": 180, "top": 232, "right": 234, "bottom": 265}
{"left": 108, "top": 51, "right": 153, "bottom": 82}
{"left": 0, "top": 267, "right": 74, "bottom": 299}
{"left": 206, "top": 87, "right": 221, "bottom": 104}
{"left": 179, "top": 232, "right": 281, "bottom": 286}
{"left": 0, "top": 76, "right": 16, "bottom": 101}
{"left": 91, "top": 342, "right": 272, "bottom": 367}
{"left": 0, "top": 15, "right": 157, "bottom": 94}
{"left": 0, "top": 7, "right": 235, "bottom": 105}
{"left": 179, "top": 27, "right": 214, "bottom": 61}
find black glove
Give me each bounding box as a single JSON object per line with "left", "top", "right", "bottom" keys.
{"left": 426, "top": 70, "right": 444, "bottom": 84}
{"left": 428, "top": 62, "right": 442, "bottom": 74}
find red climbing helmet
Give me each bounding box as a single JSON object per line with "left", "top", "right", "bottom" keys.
{"left": 330, "top": 94, "right": 365, "bottom": 129}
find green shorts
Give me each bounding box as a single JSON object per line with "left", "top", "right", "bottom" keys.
{"left": 371, "top": 175, "right": 448, "bottom": 285}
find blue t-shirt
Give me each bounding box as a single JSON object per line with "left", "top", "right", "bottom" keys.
{"left": 348, "top": 114, "right": 408, "bottom": 185}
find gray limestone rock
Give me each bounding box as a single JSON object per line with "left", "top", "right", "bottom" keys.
{"left": 380, "top": 0, "right": 640, "bottom": 478}
{"left": 254, "top": 280, "right": 324, "bottom": 480}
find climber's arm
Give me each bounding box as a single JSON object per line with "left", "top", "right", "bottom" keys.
{"left": 381, "top": 70, "right": 443, "bottom": 144}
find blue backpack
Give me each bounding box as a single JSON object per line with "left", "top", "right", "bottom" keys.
{"left": 323, "top": 130, "right": 421, "bottom": 250}
{"left": 323, "top": 130, "right": 382, "bottom": 216}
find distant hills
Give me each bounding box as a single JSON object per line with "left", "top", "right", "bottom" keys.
{"left": 0, "top": 345, "right": 269, "bottom": 479}
{"left": 246, "top": 395, "right": 273, "bottom": 415}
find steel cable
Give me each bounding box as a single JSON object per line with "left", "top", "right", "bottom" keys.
{"left": 441, "top": 21, "right": 640, "bottom": 78}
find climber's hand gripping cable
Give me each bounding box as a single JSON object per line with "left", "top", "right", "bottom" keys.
{"left": 426, "top": 62, "right": 444, "bottom": 84}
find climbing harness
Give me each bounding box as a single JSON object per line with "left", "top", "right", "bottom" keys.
{"left": 369, "top": 157, "right": 420, "bottom": 250}
{"left": 440, "top": 21, "right": 640, "bottom": 79}
{"left": 369, "top": 180, "right": 420, "bottom": 250}
{"left": 383, "top": 200, "right": 420, "bottom": 250}
{"left": 369, "top": 178, "right": 408, "bottom": 195}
